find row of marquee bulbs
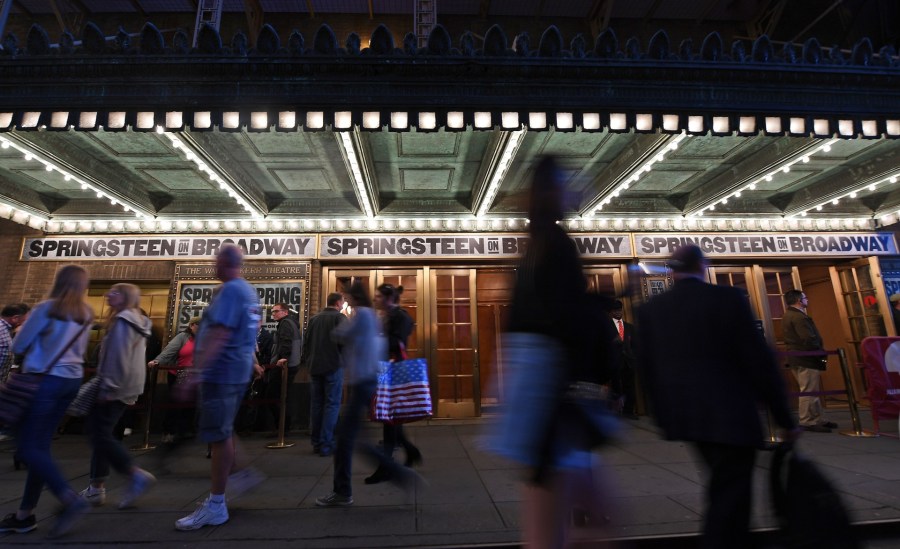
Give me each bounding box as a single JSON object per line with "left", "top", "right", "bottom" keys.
{"left": 20, "top": 215, "right": 876, "bottom": 233}
{"left": 7, "top": 111, "right": 900, "bottom": 137}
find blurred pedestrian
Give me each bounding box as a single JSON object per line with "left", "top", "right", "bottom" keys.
{"left": 80, "top": 284, "right": 156, "bottom": 509}
{"left": 488, "top": 156, "right": 617, "bottom": 547}
{"left": 365, "top": 283, "right": 422, "bottom": 484}
{"left": 148, "top": 316, "right": 201, "bottom": 443}
{"left": 0, "top": 303, "right": 30, "bottom": 443}
{"left": 302, "top": 292, "right": 346, "bottom": 457}
{"left": 0, "top": 266, "right": 93, "bottom": 538}
{"left": 638, "top": 244, "right": 800, "bottom": 549}
{"left": 0, "top": 303, "right": 30, "bottom": 384}
{"left": 315, "top": 281, "right": 389, "bottom": 507}
{"left": 174, "top": 244, "right": 265, "bottom": 531}
{"left": 783, "top": 289, "right": 837, "bottom": 433}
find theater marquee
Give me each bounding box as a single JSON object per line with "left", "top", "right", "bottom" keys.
{"left": 20, "top": 235, "right": 316, "bottom": 261}
{"left": 633, "top": 232, "right": 898, "bottom": 257}
{"left": 19, "top": 231, "right": 898, "bottom": 262}
{"left": 318, "top": 234, "right": 633, "bottom": 259}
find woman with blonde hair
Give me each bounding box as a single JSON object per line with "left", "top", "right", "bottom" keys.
{"left": 1, "top": 265, "right": 93, "bottom": 538}
{"left": 79, "top": 283, "right": 155, "bottom": 509}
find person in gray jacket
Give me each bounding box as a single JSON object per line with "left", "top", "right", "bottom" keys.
{"left": 301, "top": 292, "right": 346, "bottom": 456}
{"left": 79, "top": 283, "right": 157, "bottom": 509}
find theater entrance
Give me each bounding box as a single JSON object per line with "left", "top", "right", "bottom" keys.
{"left": 323, "top": 265, "right": 630, "bottom": 418}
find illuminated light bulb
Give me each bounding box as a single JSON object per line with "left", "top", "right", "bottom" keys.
{"left": 816, "top": 205, "right": 823, "bottom": 211}
{"left": 891, "top": 177, "right": 898, "bottom": 184}
{"left": 765, "top": 175, "right": 773, "bottom": 182}
{"left": 156, "top": 126, "right": 164, "bottom": 134}
{"left": 832, "top": 199, "right": 839, "bottom": 205}
{"left": 0, "top": 141, "right": 9, "bottom": 149}
{"left": 64, "top": 174, "right": 71, "bottom": 181}
{"left": 81, "top": 183, "right": 88, "bottom": 190}
{"left": 24, "top": 154, "right": 32, "bottom": 161}
{"left": 621, "top": 183, "right": 629, "bottom": 190}
{"left": 870, "top": 184, "right": 877, "bottom": 191}
{"left": 802, "top": 156, "right": 810, "bottom": 163}
{"left": 850, "top": 192, "right": 857, "bottom": 198}
{"left": 823, "top": 144, "right": 831, "bottom": 152}
{"left": 96, "top": 191, "right": 103, "bottom": 198}
{"left": 721, "top": 198, "right": 728, "bottom": 205}
{"left": 734, "top": 192, "right": 741, "bottom": 198}
{"left": 110, "top": 198, "right": 117, "bottom": 205}
{"left": 782, "top": 166, "right": 790, "bottom": 173}
{"left": 708, "top": 205, "right": 715, "bottom": 211}
{"left": 748, "top": 184, "right": 756, "bottom": 190}
{"left": 45, "top": 164, "right": 53, "bottom": 172}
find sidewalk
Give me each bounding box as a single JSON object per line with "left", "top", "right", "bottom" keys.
{"left": 0, "top": 410, "right": 898, "bottom": 547}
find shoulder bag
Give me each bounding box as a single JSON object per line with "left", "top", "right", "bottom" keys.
{"left": 0, "top": 320, "right": 90, "bottom": 428}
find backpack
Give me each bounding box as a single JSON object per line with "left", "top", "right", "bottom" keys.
{"left": 769, "top": 444, "right": 858, "bottom": 549}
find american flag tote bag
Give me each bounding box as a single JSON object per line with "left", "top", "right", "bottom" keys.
{"left": 372, "top": 359, "right": 433, "bottom": 424}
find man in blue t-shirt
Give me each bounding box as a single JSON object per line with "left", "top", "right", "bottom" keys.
{"left": 175, "top": 244, "right": 265, "bottom": 531}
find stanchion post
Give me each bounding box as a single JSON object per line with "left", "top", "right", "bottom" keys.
{"left": 266, "top": 363, "right": 295, "bottom": 449}
{"left": 764, "top": 407, "right": 782, "bottom": 448}
{"left": 131, "top": 364, "right": 158, "bottom": 450}
{"left": 836, "top": 348, "right": 876, "bottom": 438}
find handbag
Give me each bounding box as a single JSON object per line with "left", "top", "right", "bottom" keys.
{"left": 770, "top": 444, "right": 858, "bottom": 548}
{"left": 66, "top": 376, "right": 101, "bottom": 417}
{"left": 371, "top": 358, "right": 432, "bottom": 425}
{"left": 0, "top": 320, "right": 90, "bottom": 428}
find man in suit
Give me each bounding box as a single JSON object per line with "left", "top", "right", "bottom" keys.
{"left": 638, "top": 245, "right": 799, "bottom": 549}
{"left": 609, "top": 300, "right": 639, "bottom": 419}
{"left": 783, "top": 289, "right": 837, "bottom": 433}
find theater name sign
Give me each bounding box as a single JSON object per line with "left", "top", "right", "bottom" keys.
{"left": 20, "top": 232, "right": 898, "bottom": 261}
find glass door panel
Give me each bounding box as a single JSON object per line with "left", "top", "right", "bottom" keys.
{"left": 476, "top": 269, "right": 515, "bottom": 410}
{"left": 431, "top": 269, "right": 478, "bottom": 417}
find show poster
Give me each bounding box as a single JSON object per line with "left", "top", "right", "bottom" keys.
{"left": 169, "top": 262, "right": 310, "bottom": 339}
{"left": 174, "top": 281, "right": 305, "bottom": 335}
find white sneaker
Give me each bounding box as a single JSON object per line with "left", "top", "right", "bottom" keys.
{"left": 119, "top": 468, "right": 156, "bottom": 509}
{"left": 79, "top": 485, "right": 106, "bottom": 506}
{"left": 174, "top": 497, "right": 229, "bottom": 531}
{"left": 226, "top": 466, "right": 266, "bottom": 501}
{"left": 122, "top": 428, "right": 133, "bottom": 437}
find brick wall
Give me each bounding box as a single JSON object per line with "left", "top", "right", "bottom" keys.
{"left": 0, "top": 219, "right": 176, "bottom": 307}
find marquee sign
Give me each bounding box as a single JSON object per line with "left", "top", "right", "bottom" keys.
{"left": 20, "top": 235, "right": 316, "bottom": 261}
{"left": 633, "top": 232, "right": 898, "bottom": 257}
{"left": 18, "top": 231, "right": 898, "bottom": 261}
{"left": 318, "top": 234, "right": 633, "bottom": 259}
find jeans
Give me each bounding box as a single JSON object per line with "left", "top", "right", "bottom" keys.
{"left": 333, "top": 379, "right": 376, "bottom": 497}
{"left": 17, "top": 374, "right": 81, "bottom": 511}
{"left": 310, "top": 368, "right": 344, "bottom": 453}
{"left": 87, "top": 400, "right": 133, "bottom": 481}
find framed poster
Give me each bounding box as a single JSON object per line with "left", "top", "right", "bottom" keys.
{"left": 168, "top": 262, "right": 310, "bottom": 339}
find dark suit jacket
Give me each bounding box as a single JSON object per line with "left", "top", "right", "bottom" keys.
{"left": 782, "top": 306, "right": 826, "bottom": 370}
{"left": 638, "top": 277, "right": 796, "bottom": 447}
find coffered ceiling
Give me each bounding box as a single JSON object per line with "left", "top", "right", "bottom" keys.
{"left": 2, "top": 124, "right": 899, "bottom": 234}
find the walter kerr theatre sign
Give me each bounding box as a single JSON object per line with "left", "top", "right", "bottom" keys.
{"left": 19, "top": 231, "right": 898, "bottom": 261}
